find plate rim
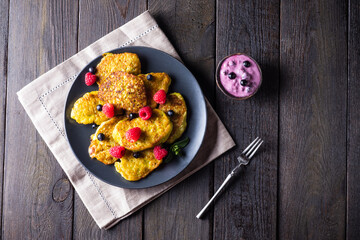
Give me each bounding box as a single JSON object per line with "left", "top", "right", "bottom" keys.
{"left": 64, "top": 46, "right": 207, "bottom": 189}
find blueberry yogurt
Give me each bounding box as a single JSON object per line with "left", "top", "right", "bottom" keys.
{"left": 217, "top": 54, "right": 262, "bottom": 99}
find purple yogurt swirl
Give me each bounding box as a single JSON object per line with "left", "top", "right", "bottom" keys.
{"left": 219, "top": 54, "right": 261, "bottom": 98}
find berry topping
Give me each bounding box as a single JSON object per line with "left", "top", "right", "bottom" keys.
{"left": 167, "top": 110, "right": 175, "bottom": 116}
{"left": 241, "top": 72, "right": 248, "bottom": 80}
{"left": 91, "top": 124, "right": 97, "bottom": 129}
{"left": 139, "top": 106, "right": 152, "bottom": 120}
{"left": 102, "top": 103, "right": 114, "bottom": 118}
{"left": 243, "top": 61, "right": 251, "bottom": 67}
{"left": 97, "top": 133, "right": 105, "bottom": 141}
{"left": 129, "top": 113, "right": 138, "bottom": 120}
{"left": 222, "top": 70, "right": 229, "bottom": 76}
{"left": 126, "top": 127, "right": 141, "bottom": 143}
{"left": 88, "top": 67, "right": 96, "bottom": 74}
{"left": 153, "top": 145, "right": 168, "bottom": 160}
{"left": 133, "top": 152, "right": 141, "bottom": 158}
{"left": 153, "top": 90, "right": 167, "bottom": 104}
{"left": 109, "top": 146, "right": 126, "bottom": 159}
{"left": 96, "top": 104, "right": 102, "bottom": 111}
{"left": 85, "top": 72, "right": 97, "bottom": 86}
{"left": 228, "top": 72, "right": 236, "bottom": 79}
{"left": 146, "top": 74, "right": 153, "bottom": 80}
{"left": 240, "top": 80, "right": 248, "bottom": 86}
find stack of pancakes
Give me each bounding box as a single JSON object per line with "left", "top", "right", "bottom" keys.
{"left": 70, "top": 53, "right": 187, "bottom": 181}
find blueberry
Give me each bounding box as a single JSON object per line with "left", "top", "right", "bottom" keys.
{"left": 228, "top": 72, "right": 236, "bottom": 79}
{"left": 89, "top": 67, "right": 96, "bottom": 73}
{"left": 91, "top": 124, "right": 97, "bottom": 129}
{"left": 243, "top": 61, "right": 251, "bottom": 67}
{"left": 240, "top": 80, "right": 248, "bottom": 86}
{"left": 146, "top": 74, "right": 153, "bottom": 80}
{"left": 129, "top": 113, "right": 138, "bottom": 120}
{"left": 97, "top": 104, "right": 102, "bottom": 111}
{"left": 133, "top": 152, "right": 141, "bottom": 158}
{"left": 97, "top": 133, "right": 105, "bottom": 141}
{"left": 167, "top": 110, "right": 175, "bottom": 116}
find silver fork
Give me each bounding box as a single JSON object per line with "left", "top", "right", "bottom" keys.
{"left": 196, "top": 137, "right": 264, "bottom": 219}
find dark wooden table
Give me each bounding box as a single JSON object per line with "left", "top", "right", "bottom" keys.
{"left": 1, "top": 0, "right": 359, "bottom": 239}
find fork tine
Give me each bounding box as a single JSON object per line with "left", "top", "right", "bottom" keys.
{"left": 247, "top": 140, "right": 263, "bottom": 159}
{"left": 245, "top": 138, "right": 261, "bottom": 157}
{"left": 242, "top": 137, "right": 259, "bottom": 154}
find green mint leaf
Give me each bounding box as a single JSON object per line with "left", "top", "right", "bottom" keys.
{"left": 171, "top": 145, "right": 180, "bottom": 152}
{"left": 175, "top": 137, "right": 190, "bottom": 148}
{"left": 174, "top": 149, "right": 181, "bottom": 156}
{"left": 165, "top": 137, "right": 190, "bottom": 163}
{"left": 164, "top": 152, "right": 174, "bottom": 163}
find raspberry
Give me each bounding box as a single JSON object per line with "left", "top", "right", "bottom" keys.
{"left": 126, "top": 127, "right": 141, "bottom": 143}
{"left": 85, "top": 72, "right": 97, "bottom": 86}
{"left": 102, "top": 103, "right": 114, "bottom": 118}
{"left": 153, "top": 90, "right": 167, "bottom": 104}
{"left": 139, "top": 106, "right": 152, "bottom": 120}
{"left": 109, "top": 146, "right": 126, "bottom": 159}
{"left": 153, "top": 145, "right": 168, "bottom": 160}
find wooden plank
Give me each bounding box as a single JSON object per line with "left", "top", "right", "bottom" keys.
{"left": 142, "top": 1, "right": 215, "bottom": 239}
{"left": 73, "top": 0, "right": 146, "bottom": 238}
{"left": 148, "top": 0, "right": 216, "bottom": 105}
{"left": 214, "top": 0, "right": 279, "bottom": 239}
{"left": 2, "top": 0, "right": 78, "bottom": 239}
{"left": 279, "top": 1, "right": 347, "bottom": 239}
{"left": 0, "top": 0, "right": 9, "bottom": 234}
{"left": 347, "top": 0, "right": 360, "bottom": 238}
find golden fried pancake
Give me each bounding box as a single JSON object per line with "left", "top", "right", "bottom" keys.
{"left": 114, "top": 149, "right": 162, "bottom": 181}
{"left": 159, "top": 93, "right": 187, "bottom": 143}
{"left": 95, "top": 52, "right": 141, "bottom": 86}
{"left": 113, "top": 109, "right": 173, "bottom": 151}
{"left": 98, "top": 71, "right": 147, "bottom": 113}
{"left": 88, "top": 117, "right": 125, "bottom": 165}
{"left": 139, "top": 73, "right": 172, "bottom": 108}
{"left": 70, "top": 91, "right": 109, "bottom": 125}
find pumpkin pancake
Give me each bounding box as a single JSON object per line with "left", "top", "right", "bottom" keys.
{"left": 71, "top": 91, "right": 109, "bottom": 125}
{"left": 98, "top": 71, "right": 147, "bottom": 113}
{"left": 159, "top": 93, "right": 187, "bottom": 143}
{"left": 139, "top": 73, "right": 172, "bottom": 108}
{"left": 95, "top": 52, "right": 141, "bottom": 86}
{"left": 113, "top": 109, "right": 173, "bottom": 151}
{"left": 114, "top": 149, "right": 162, "bottom": 181}
{"left": 89, "top": 117, "right": 125, "bottom": 165}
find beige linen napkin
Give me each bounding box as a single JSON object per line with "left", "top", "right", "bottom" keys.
{"left": 17, "top": 11, "right": 235, "bottom": 229}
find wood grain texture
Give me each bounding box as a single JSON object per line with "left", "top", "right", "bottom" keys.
{"left": 215, "top": 1, "right": 280, "bottom": 240}
{"left": 1, "top": 0, "right": 358, "bottom": 238}
{"left": 0, "top": 0, "right": 9, "bottom": 237}
{"left": 214, "top": 0, "right": 279, "bottom": 239}
{"left": 279, "top": 1, "right": 347, "bottom": 239}
{"left": 143, "top": 1, "right": 215, "bottom": 239}
{"left": 2, "top": 0, "right": 78, "bottom": 239}
{"left": 347, "top": 0, "right": 360, "bottom": 238}
{"left": 73, "top": 0, "right": 146, "bottom": 238}
{"left": 149, "top": 0, "right": 216, "bottom": 104}
{"left": 77, "top": 0, "right": 147, "bottom": 51}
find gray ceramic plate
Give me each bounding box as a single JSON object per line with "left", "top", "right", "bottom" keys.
{"left": 64, "top": 46, "right": 207, "bottom": 188}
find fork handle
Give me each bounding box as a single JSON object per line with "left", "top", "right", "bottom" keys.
{"left": 196, "top": 164, "right": 242, "bottom": 219}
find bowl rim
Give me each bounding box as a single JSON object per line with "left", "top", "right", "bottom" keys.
{"left": 215, "top": 53, "right": 262, "bottom": 100}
